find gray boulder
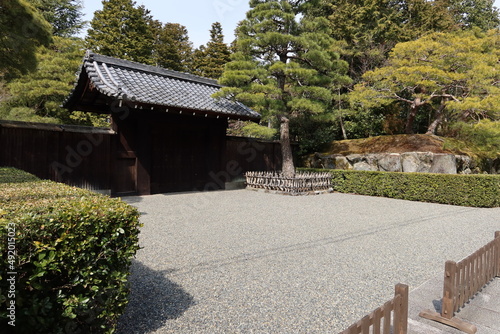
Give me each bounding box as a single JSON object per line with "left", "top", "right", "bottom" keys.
{"left": 401, "top": 152, "right": 433, "bottom": 173}
{"left": 348, "top": 154, "right": 378, "bottom": 171}
{"left": 378, "top": 153, "right": 402, "bottom": 172}
{"left": 429, "top": 154, "right": 457, "bottom": 174}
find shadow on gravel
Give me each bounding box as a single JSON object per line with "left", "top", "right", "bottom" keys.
{"left": 116, "top": 260, "right": 195, "bottom": 334}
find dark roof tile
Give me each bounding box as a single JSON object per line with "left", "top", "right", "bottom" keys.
{"left": 66, "top": 51, "right": 260, "bottom": 120}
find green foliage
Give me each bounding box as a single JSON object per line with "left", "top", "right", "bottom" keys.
{"left": 308, "top": 0, "right": 458, "bottom": 82}
{"left": 350, "top": 29, "right": 500, "bottom": 135}
{"left": 290, "top": 113, "right": 341, "bottom": 155}
{"left": 27, "top": 0, "right": 85, "bottom": 37}
{"left": 449, "top": 0, "right": 500, "bottom": 30}
{"left": 227, "top": 120, "right": 278, "bottom": 140}
{"left": 242, "top": 122, "right": 278, "bottom": 140}
{"left": 0, "top": 170, "right": 141, "bottom": 333}
{"left": 217, "top": 0, "right": 351, "bottom": 174}
{"left": 0, "top": 0, "right": 52, "bottom": 80}
{"left": 86, "top": 0, "right": 155, "bottom": 65}
{"left": 0, "top": 167, "right": 40, "bottom": 184}
{"left": 0, "top": 36, "right": 107, "bottom": 126}
{"left": 445, "top": 120, "right": 500, "bottom": 159}
{"left": 153, "top": 22, "right": 194, "bottom": 72}
{"left": 0, "top": 107, "right": 61, "bottom": 124}
{"left": 301, "top": 168, "right": 500, "bottom": 207}
{"left": 192, "top": 22, "right": 231, "bottom": 79}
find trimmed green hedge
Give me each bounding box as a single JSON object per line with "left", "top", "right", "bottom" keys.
{"left": 300, "top": 168, "right": 500, "bottom": 207}
{"left": 0, "top": 168, "right": 141, "bottom": 333}
{"left": 0, "top": 167, "right": 40, "bottom": 184}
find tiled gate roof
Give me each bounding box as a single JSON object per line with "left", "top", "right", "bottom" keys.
{"left": 64, "top": 51, "right": 260, "bottom": 120}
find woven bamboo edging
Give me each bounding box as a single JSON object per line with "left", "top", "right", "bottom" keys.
{"left": 245, "top": 171, "right": 332, "bottom": 194}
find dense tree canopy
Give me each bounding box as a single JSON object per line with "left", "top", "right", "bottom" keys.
{"left": 192, "top": 22, "right": 231, "bottom": 79}
{"left": 216, "top": 0, "right": 351, "bottom": 175}
{"left": 153, "top": 23, "right": 193, "bottom": 72}
{"left": 0, "top": 36, "right": 106, "bottom": 125}
{"left": 449, "top": 0, "right": 500, "bottom": 30}
{"left": 27, "top": 0, "right": 85, "bottom": 36}
{"left": 86, "top": 0, "right": 155, "bottom": 65}
{"left": 307, "top": 0, "right": 499, "bottom": 82}
{"left": 0, "top": 0, "right": 52, "bottom": 80}
{"left": 318, "top": 0, "right": 456, "bottom": 81}
{"left": 0, "top": 0, "right": 498, "bottom": 151}
{"left": 350, "top": 29, "right": 500, "bottom": 135}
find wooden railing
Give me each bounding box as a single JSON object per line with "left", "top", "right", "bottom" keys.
{"left": 420, "top": 231, "right": 500, "bottom": 334}
{"left": 245, "top": 171, "right": 331, "bottom": 194}
{"left": 340, "top": 284, "right": 409, "bottom": 334}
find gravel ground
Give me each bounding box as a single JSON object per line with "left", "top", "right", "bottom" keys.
{"left": 116, "top": 190, "right": 500, "bottom": 334}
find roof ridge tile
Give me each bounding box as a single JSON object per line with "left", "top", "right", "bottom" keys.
{"left": 85, "top": 51, "right": 221, "bottom": 88}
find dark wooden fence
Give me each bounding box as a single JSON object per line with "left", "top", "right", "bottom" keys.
{"left": 420, "top": 231, "right": 500, "bottom": 334}
{"left": 225, "top": 136, "right": 282, "bottom": 174}
{"left": 0, "top": 121, "right": 283, "bottom": 194}
{"left": 340, "top": 283, "right": 409, "bottom": 334}
{"left": 0, "top": 120, "right": 114, "bottom": 192}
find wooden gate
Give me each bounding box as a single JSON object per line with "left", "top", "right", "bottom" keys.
{"left": 150, "top": 118, "right": 225, "bottom": 194}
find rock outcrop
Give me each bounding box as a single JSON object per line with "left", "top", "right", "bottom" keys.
{"left": 303, "top": 152, "right": 491, "bottom": 174}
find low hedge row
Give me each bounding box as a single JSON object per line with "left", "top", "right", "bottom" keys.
{"left": 0, "top": 167, "right": 40, "bottom": 184}
{"left": 300, "top": 168, "right": 500, "bottom": 207}
{"left": 0, "top": 168, "right": 141, "bottom": 333}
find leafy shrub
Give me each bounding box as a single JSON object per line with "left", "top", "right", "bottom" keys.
{"left": 0, "top": 170, "right": 141, "bottom": 333}
{"left": 0, "top": 167, "right": 40, "bottom": 184}
{"left": 228, "top": 121, "right": 278, "bottom": 140}
{"left": 445, "top": 120, "right": 500, "bottom": 160}
{"left": 300, "top": 168, "right": 500, "bottom": 207}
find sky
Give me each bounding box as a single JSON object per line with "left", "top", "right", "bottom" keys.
{"left": 80, "top": 0, "right": 500, "bottom": 48}
{"left": 80, "top": 0, "right": 250, "bottom": 48}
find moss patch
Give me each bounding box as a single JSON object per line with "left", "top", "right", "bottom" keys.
{"left": 321, "top": 134, "right": 468, "bottom": 155}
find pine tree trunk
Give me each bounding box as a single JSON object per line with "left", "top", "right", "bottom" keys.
{"left": 339, "top": 112, "right": 348, "bottom": 140}
{"left": 280, "top": 116, "right": 295, "bottom": 178}
{"left": 405, "top": 98, "right": 421, "bottom": 134}
{"left": 426, "top": 102, "right": 446, "bottom": 135}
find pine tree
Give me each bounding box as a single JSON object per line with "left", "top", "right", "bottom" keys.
{"left": 449, "top": 0, "right": 500, "bottom": 30}
{"left": 350, "top": 30, "right": 500, "bottom": 135}
{"left": 216, "top": 0, "right": 351, "bottom": 177}
{"left": 1, "top": 37, "right": 94, "bottom": 124}
{"left": 192, "top": 22, "right": 231, "bottom": 79}
{"left": 85, "top": 0, "right": 154, "bottom": 65}
{"left": 27, "top": 0, "right": 85, "bottom": 37}
{"left": 0, "top": 0, "right": 52, "bottom": 80}
{"left": 309, "top": 0, "right": 457, "bottom": 83}
{"left": 153, "top": 23, "right": 193, "bottom": 72}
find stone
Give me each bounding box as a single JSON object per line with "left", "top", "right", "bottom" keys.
{"left": 322, "top": 155, "right": 337, "bottom": 169}
{"left": 429, "top": 154, "right": 457, "bottom": 174}
{"left": 378, "top": 153, "right": 402, "bottom": 172}
{"left": 492, "top": 158, "right": 500, "bottom": 174}
{"left": 334, "top": 155, "right": 352, "bottom": 170}
{"left": 303, "top": 153, "right": 355, "bottom": 170}
{"left": 456, "top": 155, "right": 473, "bottom": 174}
{"left": 401, "top": 152, "right": 433, "bottom": 173}
{"left": 348, "top": 154, "right": 378, "bottom": 171}
{"left": 305, "top": 151, "right": 485, "bottom": 174}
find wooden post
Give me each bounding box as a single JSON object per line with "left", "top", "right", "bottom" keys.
{"left": 395, "top": 284, "right": 409, "bottom": 334}
{"left": 441, "top": 260, "right": 457, "bottom": 319}
{"left": 420, "top": 261, "right": 477, "bottom": 333}
{"left": 496, "top": 231, "right": 500, "bottom": 277}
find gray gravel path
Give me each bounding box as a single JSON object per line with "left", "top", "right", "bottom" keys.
{"left": 116, "top": 190, "right": 500, "bottom": 333}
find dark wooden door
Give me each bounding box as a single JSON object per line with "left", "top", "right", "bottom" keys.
{"left": 113, "top": 156, "right": 137, "bottom": 194}
{"left": 151, "top": 122, "right": 212, "bottom": 193}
